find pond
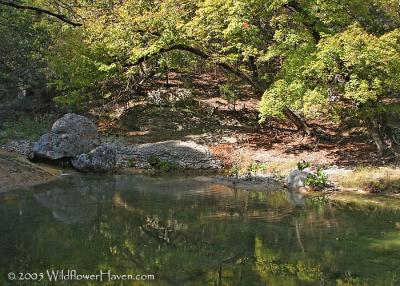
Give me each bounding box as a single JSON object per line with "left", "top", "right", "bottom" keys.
{"left": 0, "top": 174, "right": 399, "bottom": 286}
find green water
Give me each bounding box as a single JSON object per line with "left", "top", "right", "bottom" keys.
{"left": 0, "top": 174, "right": 400, "bottom": 286}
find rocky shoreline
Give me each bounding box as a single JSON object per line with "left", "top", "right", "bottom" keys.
{"left": 2, "top": 138, "right": 400, "bottom": 214}
{"left": 2, "top": 113, "right": 400, "bottom": 212}
{"left": 0, "top": 113, "right": 351, "bottom": 194}
{"left": 23, "top": 114, "right": 223, "bottom": 172}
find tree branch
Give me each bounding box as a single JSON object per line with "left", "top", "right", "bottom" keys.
{"left": 123, "top": 43, "right": 261, "bottom": 90}
{"left": 0, "top": 0, "right": 82, "bottom": 27}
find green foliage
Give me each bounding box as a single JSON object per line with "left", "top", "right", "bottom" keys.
{"left": 0, "top": 1, "right": 50, "bottom": 100}
{"left": 228, "top": 161, "right": 269, "bottom": 176}
{"left": 296, "top": 161, "right": 329, "bottom": 189}
{"left": 147, "top": 155, "right": 180, "bottom": 172}
{"left": 297, "top": 161, "right": 311, "bottom": 171}
{"left": 260, "top": 23, "right": 400, "bottom": 122}
{"left": 229, "top": 165, "right": 240, "bottom": 176}
{"left": 219, "top": 83, "right": 235, "bottom": 99}
{"left": 0, "top": 114, "right": 54, "bottom": 143}
{"left": 248, "top": 162, "right": 269, "bottom": 174}
{"left": 311, "top": 25, "right": 400, "bottom": 106}
{"left": 53, "top": 91, "right": 86, "bottom": 112}
{"left": 306, "top": 168, "right": 329, "bottom": 189}
{"left": 47, "top": 29, "right": 110, "bottom": 109}
{"left": 219, "top": 83, "right": 239, "bottom": 108}
{"left": 2, "top": 0, "right": 400, "bottom": 138}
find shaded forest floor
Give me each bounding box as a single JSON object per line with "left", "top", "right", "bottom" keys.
{"left": 95, "top": 72, "right": 400, "bottom": 170}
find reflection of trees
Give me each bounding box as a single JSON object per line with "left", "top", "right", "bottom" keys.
{"left": 93, "top": 181, "right": 324, "bottom": 285}
{"left": 1, "top": 175, "right": 400, "bottom": 285}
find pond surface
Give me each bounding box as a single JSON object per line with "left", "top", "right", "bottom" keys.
{"left": 0, "top": 174, "right": 400, "bottom": 286}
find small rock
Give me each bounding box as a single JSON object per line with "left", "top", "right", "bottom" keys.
{"left": 1, "top": 139, "right": 34, "bottom": 157}
{"left": 71, "top": 145, "right": 117, "bottom": 172}
{"left": 147, "top": 88, "right": 192, "bottom": 106}
{"left": 222, "top": 136, "right": 237, "bottom": 144}
{"left": 286, "top": 169, "right": 310, "bottom": 192}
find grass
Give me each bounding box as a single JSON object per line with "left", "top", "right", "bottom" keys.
{"left": 329, "top": 192, "right": 400, "bottom": 212}
{"left": 336, "top": 167, "right": 400, "bottom": 193}
{"left": 229, "top": 161, "right": 269, "bottom": 176}
{"left": 227, "top": 159, "right": 298, "bottom": 179}
{"left": 0, "top": 114, "right": 54, "bottom": 143}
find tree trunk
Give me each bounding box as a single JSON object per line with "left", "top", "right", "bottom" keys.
{"left": 365, "top": 117, "right": 387, "bottom": 155}
{"left": 283, "top": 107, "right": 313, "bottom": 136}
{"left": 248, "top": 56, "right": 259, "bottom": 79}
{"left": 165, "top": 68, "right": 169, "bottom": 88}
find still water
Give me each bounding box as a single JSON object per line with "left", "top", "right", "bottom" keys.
{"left": 0, "top": 174, "right": 399, "bottom": 286}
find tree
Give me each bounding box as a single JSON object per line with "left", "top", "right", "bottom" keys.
{"left": 2, "top": 0, "right": 400, "bottom": 152}
{"left": 260, "top": 24, "right": 400, "bottom": 153}
{"left": 0, "top": 1, "right": 50, "bottom": 101}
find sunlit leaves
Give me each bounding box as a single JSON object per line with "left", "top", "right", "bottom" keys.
{"left": 260, "top": 22, "right": 400, "bottom": 121}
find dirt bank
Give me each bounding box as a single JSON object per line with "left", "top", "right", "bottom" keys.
{"left": 0, "top": 151, "right": 58, "bottom": 192}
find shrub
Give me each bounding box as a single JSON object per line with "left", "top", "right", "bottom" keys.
{"left": 306, "top": 167, "right": 329, "bottom": 189}
{"left": 147, "top": 155, "right": 180, "bottom": 172}
{"left": 296, "top": 161, "right": 329, "bottom": 190}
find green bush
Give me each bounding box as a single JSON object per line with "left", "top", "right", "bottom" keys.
{"left": 296, "top": 161, "right": 329, "bottom": 189}
{"left": 229, "top": 165, "right": 240, "bottom": 176}
{"left": 306, "top": 168, "right": 329, "bottom": 189}
{"left": 147, "top": 155, "right": 180, "bottom": 172}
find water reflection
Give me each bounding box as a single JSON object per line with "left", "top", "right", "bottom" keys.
{"left": 0, "top": 174, "right": 399, "bottom": 286}
{"left": 33, "top": 176, "right": 118, "bottom": 224}
{"left": 34, "top": 189, "right": 97, "bottom": 224}
{"left": 287, "top": 190, "right": 305, "bottom": 206}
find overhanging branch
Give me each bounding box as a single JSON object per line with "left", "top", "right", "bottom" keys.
{"left": 124, "top": 43, "right": 314, "bottom": 135}
{"left": 124, "top": 43, "right": 260, "bottom": 90}
{"left": 0, "top": 0, "right": 82, "bottom": 27}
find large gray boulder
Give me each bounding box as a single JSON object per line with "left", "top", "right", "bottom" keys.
{"left": 71, "top": 145, "right": 116, "bottom": 172}
{"left": 131, "top": 140, "right": 222, "bottom": 169}
{"left": 33, "top": 114, "right": 99, "bottom": 160}
{"left": 286, "top": 169, "right": 309, "bottom": 192}
{"left": 52, "top": 113, "right": 98, "bottom": 138}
